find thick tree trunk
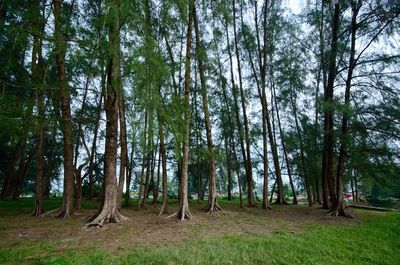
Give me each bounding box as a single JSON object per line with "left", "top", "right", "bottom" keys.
{"left": 193, "top": 7, "right": 221, "bottom": 213}
{"left": 87, "top": 0, "right": 126, "bottom": 226}
{"left": 54, "top": 0, "right": 74, "bottom": 218}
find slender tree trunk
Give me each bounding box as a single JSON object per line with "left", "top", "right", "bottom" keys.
{"left": 125, "top": 147, "right": 134, "bottom": 206}
{"left": 317, "top": 0, "right": 330, "bottom": 210}
{"left": 54, "top": 0, "right": 74, "bottom": 218}
{"left": 140, "top": 114, "right": 153, "bottom": 208}
{"left": 137, "top": 109, "right": 148, "bottom": 210}
{"left": 269, "top": 180, "right": 276, "bottom": 203}
{"left": 88, "top": 75, "right": 105, "bottom": 200}
{"left": 322, "top": 1, "right": 340, "bottom": 210}
{"left": 152, "top": 148, "right": 161, "bottom": 206}
{"left": 172, "top": 1, "right": 194, "bottom": 221}
{"left": 32, "top": 0, "right": 46, "bottom": 216}
{"left": 193, "top": 7, "right": 221, "bottom": 213}
{"left": 87, "top": 0, "right": 126, "bottom": 226}
{"left": 117, "top": 92, "right": 128, "bottom": 210}
{"left": 157, "top": 108, "right": 168, "bottom": 215}
{"left": 331, "top": 1, "right": 361, "bottom": 218}
{"left": 273, "top": 84, "right": 297, "bottom": 204}
{"left": 233, "top": 0, "right": 255, "bottom": 207}
{"left": 224, "top": 15, "right": 244, "bottom": 208}
{"left": 289, "top": 86, "right": 313, "bottom": 207}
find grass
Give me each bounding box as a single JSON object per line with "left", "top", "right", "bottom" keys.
{"left": 0, "top": 198, "right": 399, "bottom": 265}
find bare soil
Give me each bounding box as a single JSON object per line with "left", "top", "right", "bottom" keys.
{"left": 0, "top": 201, "right": 359, "bottom": 255}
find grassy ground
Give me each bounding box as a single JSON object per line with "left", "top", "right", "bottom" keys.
{"left": 0, "top": 198, "right": 399, "bottom": 265}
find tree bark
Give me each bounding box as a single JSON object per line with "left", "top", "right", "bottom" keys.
{"left": 87, "top": 0, "right": 126, "bottom": 226}
{"left": 322, "top": 1, "right": 340, "bottom": 210}
{"left": 117, "top": 92, "right": 128, "bottom": 210}
{"left": 193, "top": 7, "right": 221, "bottom": 213}
{"left": 331, "top": 1, "right": 361, "bottom": 218}
{"left": 232, "top": 0, "right": 255, "bottom": 207}
{"left": 157, "top": 109, "right": 168, "bottom": 215}
{"left": 171, "top": 1, "right": 194, "bottom": 221}
{"left": 224, "top": 13, "right": 244, "bottom": 208}
{"left": 54, "top": 0, "right": 74, "bottom": 218}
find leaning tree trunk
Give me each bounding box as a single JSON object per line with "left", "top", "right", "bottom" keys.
{"left": 87, "top": 0, "right": 126, "bottom": 226}
{"left": 54, "top": 0, "right": 74, "bottom": 218}
{"left": 193, "top": 7, "right": 221, "bottom": 213}
{"left": 171, "top": 1, "right": 194, "bottom": 221}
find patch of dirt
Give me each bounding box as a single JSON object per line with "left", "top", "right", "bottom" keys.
{"left": 0, "top": 201, "right": 360, "bottom": 255}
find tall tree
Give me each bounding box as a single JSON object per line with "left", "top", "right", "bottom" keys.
{"left": 193, "top": 6, "right": 221, "bottom": 213}
{"left": 232, "top": 0, "right": 256, "bottom": 207}
{"left": 88, "top": 0, "right": 125, "bottom": 226}
{"left": 54, "top": 0, "right": 75, "bottom": 218}
{"left": 171, "top": 1, "right": 194, "bottom": 221}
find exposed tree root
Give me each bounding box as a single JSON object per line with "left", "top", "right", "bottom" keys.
{"left": 274, "top": 199, "right": 289, "bottom": 205}
{"left": 86, "top": 209, "right": 128, "bottom": 227}
{"left": 329, "top": 204, "right": 353, "bottom": 219}
{"left": 167, "top": 207, "right": 192, "bottom": 221}
{"left": 205, "top": 200, "right": 222, "bottom": 213}
{"left": 157, "top": 203, "right": 168, "bottom": 216}
{"left": 31, "top": 203, "right": 45, "bottom": 217}
{"left": 247, "top": 202, "right": 258, "bottom": 208}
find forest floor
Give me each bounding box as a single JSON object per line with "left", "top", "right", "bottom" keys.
{"left": 0, "top": 198, "right": 399, "bottom": 265}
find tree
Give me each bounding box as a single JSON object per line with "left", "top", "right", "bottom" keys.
{"left": 54, "top": 0, "right": 75, "bottom": 218}
{"left": 171, "top": 1, "right": 194, "bottom": 221}
{"left": 193, "top": 6, "right": 221, "bottom": 213}
{"left": 88, "top": 0, "right": 126, "bottom": 226}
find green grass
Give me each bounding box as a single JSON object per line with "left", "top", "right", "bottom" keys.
{"left": 0, "top": 199, "right": 399, "bottom": 265}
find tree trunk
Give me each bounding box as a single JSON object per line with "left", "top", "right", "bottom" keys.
{"left": 193, "top": 7, "right": 221, "bottom": 213}
{"left": 87, "top": 0, "right": 126, "bottom": 226}
{"left": 125, "top": 147, "right": 134, "bottom": 206}
{"left": 289, "top": 85, "right": 313, "bottom": 207}
{"left": 117, "top": 92, "right": 128, "bottom": 210}
{"left": 232, "top": 0, "right": 255, "bottom": 207}
{"left": 137, "top": 108, "right": 148, "bottom": 210}
{"left": 157, "top": 108, "right": 168, "bottom": 215}
{"left": 152, "top": 147, "right": 161, "bottom": 206}
{"left": 88, "top": 69, "right": 106, "bottom": 200}
{"left": 331, "top": 1, "right": 361, "bottom": 218}
{"left": 32, "top": 0, "right": 46, "bottom": 216}
{"left": 224, "top": 13, "right": 244, "bottom": 208}
{"left": 322, "top": 1, "right": 340, "bottom": 210}
{"left": 172, "top": 1, "right": 194, "bottom": 221}
{"left": 54, "top": 0, "right": 74, "bottom": 218}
